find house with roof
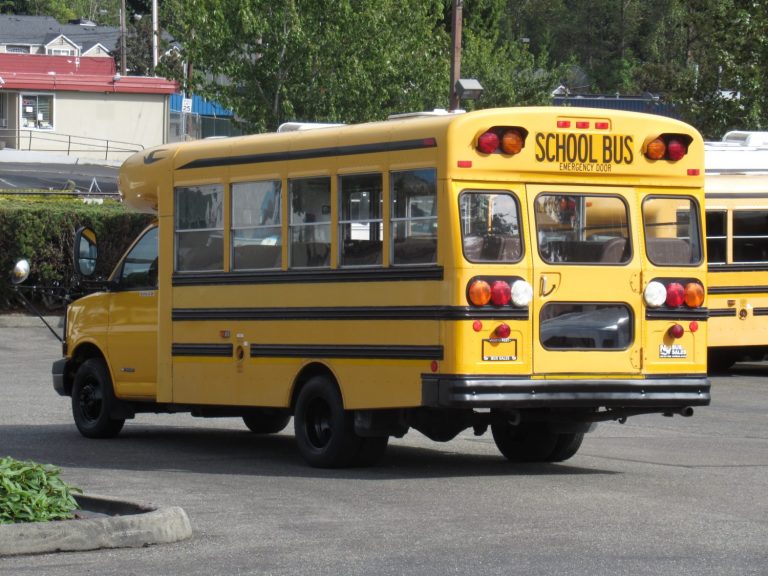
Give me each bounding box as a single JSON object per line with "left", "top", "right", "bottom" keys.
{"left": 0, "top": 14, "right": 119, "bottom": 57}
{"left": 0, "top": 15, "right": 177, "bottom": 160}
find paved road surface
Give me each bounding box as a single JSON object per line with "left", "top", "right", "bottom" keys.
{"left": 1, "top": 324, "right": 766, "bottom": 575}
{"left": 0, "top": 161, "right": 118, "bottom": 194}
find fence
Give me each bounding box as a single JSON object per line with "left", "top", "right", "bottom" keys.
{"left": 0, "top": 129, "right": 143, "bottom": 161}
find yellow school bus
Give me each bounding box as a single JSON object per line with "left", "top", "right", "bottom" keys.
{"left": 705, "top": 132, "right": 768, "bottom": 368}
{"left": 53, "top": 107, "right": 710, "bottom": 467}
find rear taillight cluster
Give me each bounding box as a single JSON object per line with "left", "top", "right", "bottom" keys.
{"left": 644, "top": 133, "right": 693, "bottom": 161}
{"left": 476, "top": 127, "right": 529, "bottom": 155}
{"left": 644, "top": 279, "right": 705, "bottom": 339}
{"left": 467, "top": 277, "right": 533, "bottom": 308}
{"left": 644, "top": 279, "right": 704, "bottom": 309}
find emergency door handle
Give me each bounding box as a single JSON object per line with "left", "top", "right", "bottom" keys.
{"left": 540, "top": 275, "right": 556, "bottom": 297}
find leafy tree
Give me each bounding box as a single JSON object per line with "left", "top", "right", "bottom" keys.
{"left": 460, "top": 0, "right": 556, "bottom": 108}
{"left": 162, "top": 0, "right": 449, "bottom": 131}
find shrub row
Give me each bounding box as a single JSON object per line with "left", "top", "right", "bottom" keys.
{"left": 0, "top": 197, "right": 154, "bottom": 310}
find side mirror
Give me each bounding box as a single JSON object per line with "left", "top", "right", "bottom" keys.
{"left": 74, "top": 226, "right": 98, "bottom": 277}
{"left": 12, "top": 259, "right": 30, "bottom": 285}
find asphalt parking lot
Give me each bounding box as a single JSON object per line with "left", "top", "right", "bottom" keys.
{"left": 1, "top": 321, "right": 767, "bottom": 576}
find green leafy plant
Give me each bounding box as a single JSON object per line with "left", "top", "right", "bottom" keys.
{"left": 0, "top": 457, "right": 82, "bottom": 524}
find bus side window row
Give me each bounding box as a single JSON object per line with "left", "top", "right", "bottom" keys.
{"left": 173, "top": 169, "right": 437, "bottom": 273}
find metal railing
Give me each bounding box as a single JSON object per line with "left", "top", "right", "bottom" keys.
{"left": 0, "top": 128, "right": 144, "bottom": 161}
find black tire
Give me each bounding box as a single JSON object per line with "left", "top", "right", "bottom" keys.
{"left": 71, "top": 358, "right": 125, "bottom": 439}
{"left": 353, "top": 436, "right": 389, "bottom": 467}
{"left": 491, "top": 421, "right": 558, "bottom": 462}
{"left": 708, "top": 349, "right": 737, "bottom": 372}
{"left": 547, "top": 432, "right": 584, "bottom": 462}
{"left": 293, "top": 376, "right": 362, "bottom": 468}
{"left": 242, "top": 411, "right": 291, "bottom": 434}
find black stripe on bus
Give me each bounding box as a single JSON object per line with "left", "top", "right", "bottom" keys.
{"left": 708, "top": 264, "right": 768, "bottom": 273}
{"left": 707, "top": 285, "right": 768, "bottom": 294}
{"left": 753, "top": 308, "right": 768, "bottom": 316}
{"left": 249, "top": 344, "right": 443, "bottom": 360}
{"left": 172, "top": 343, "right": 233, "bottom": 357}
{"left": 178, "top": 138, "right": 439, "bottom": 170}
{"left": 172, "top": 306, "right": 529, "bottom": 322}
{"left": 708, "top": 309, "right": 737, "bottom": 318}
{"left": 645, "top": 309, "right": 709, "bottom": 321}
{"left": 172, "top": 266, "right": 444, "bottom": 286}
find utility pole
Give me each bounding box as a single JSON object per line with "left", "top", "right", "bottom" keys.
{"left": 119, "top": 0, "right": 127, "bottom": 75}
{"left": 152, "top": 0, "right": 159, "bottom": 72}
{"left": 449, "top": 0, "right": 463, "bottom": 110}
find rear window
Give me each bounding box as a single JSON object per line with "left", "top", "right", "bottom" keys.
{"left": 642, "top": 196, "right": 702, "bottom": 266}
{"left": 534, "top": 194, "right": 630, "bottom": 264}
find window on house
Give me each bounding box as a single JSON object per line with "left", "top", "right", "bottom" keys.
{"left": 175, "top": 184, "right": 224, "bottom": 272}
{"left": 21, "top": 94, "right": 54, "bottom": 130}
{"left": 7, "top": 45, "right": 31, "bottom": 54}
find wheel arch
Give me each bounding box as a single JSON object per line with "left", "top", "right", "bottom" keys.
{"left": 289, "top": 362, "right": 340, "bottom": 412}
{"left": 64, "top": 341, "right": 109, "bottom": 396}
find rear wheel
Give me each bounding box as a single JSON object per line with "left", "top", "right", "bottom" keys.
{"left": 491, "top": 421, "right": 558, "bottom": 462}
{"left": 491, "top": 420, "right": 583, "bottom": 463}
{"left": 242, "top": 411, "right": 291, "bottom": 434}
{"left": 546, "top": 432, "right": 584, "bottom": 462}
{"left": 71, "top": 358, "right": 125, "bottom": 439}
{"left": 294, "top": 376, "right": 362, "bottom": 468}
{"left": 353, "top": 436, "right": 389, "bottom": 466}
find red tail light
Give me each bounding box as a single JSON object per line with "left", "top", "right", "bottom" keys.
{"left": 668, "top": 323, "right": 685, "bottom": 338}
{"left": 490, "top": 281, "right": 511, "bottom": 306}
{"left": 477, "top": 132, "right": 500, "bottom": 154}
{"left": 665, "top": 283, "right": 685, "bottom": 307}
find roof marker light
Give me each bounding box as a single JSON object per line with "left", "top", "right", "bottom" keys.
{"left": 557, "top": 120, "right": 570, "bottom": 128}
{"left": 576, "top": 121, "right": 589, "bottom": 129}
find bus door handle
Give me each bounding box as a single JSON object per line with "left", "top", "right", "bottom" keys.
{"left": 539, "top": 275, "right": 557, "bottom": 297}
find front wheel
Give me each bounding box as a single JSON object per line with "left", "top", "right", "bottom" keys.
{"left": 71, "top": 358, "right": 125, "bottom": 439}
{"left": 294, "top": 376, "right": 362, "bottom": 468}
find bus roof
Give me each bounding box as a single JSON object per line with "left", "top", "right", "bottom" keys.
{"left": 120, "top": 106, "right": 703, "bottom": 212}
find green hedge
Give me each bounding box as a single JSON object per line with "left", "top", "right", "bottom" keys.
{"left": 0, "top": 197, "right": 154, "bottom": 310}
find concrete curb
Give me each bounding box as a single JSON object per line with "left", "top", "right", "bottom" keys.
{"left": 0, "top": 494, "right": 192, "bottom": 556}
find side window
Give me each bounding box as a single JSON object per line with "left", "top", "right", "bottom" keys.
{"left": 706, "top": 210, "right": 727, "bottom": 264}
{"left": 117, "top": 227, "right": 158, "bottom": 290}
{"left": 339, "top": 173, "right": 383, "bottom": 267}
{"left": 391, "top": 168, "right": 437, "bottom": 265}
{"left": 733, "top": 210, "right": 768, "bottom": 263}
{"left": 289, "top": 177, "right": 331, "bottom": 268}
{"left": 535, "top": 194, "right": 630, "bottom": 264}
{"left": 175, "top": 184, "right": 224, "bottom": 272}
{"left": 460, "top": 191, "right": 522, "bottom": 262}
{"left": 232, "top": 180, "right": 282, "bottom": 270}
{"left": 643, "top": 196, "right": 702, "bottom": 265}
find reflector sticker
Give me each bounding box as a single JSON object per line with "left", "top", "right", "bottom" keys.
{"left": 660, "top": 343, "right": 687, "bottom": 358}
{"left": 482, "top": 338, "right": 518, "bottom": 361}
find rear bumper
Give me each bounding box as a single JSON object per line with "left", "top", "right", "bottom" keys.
{"left": 52, "top": 358, "right": 68, "bottom": 396}
{"left": 422, "top": 374, "right": 710, "bottom": 409}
